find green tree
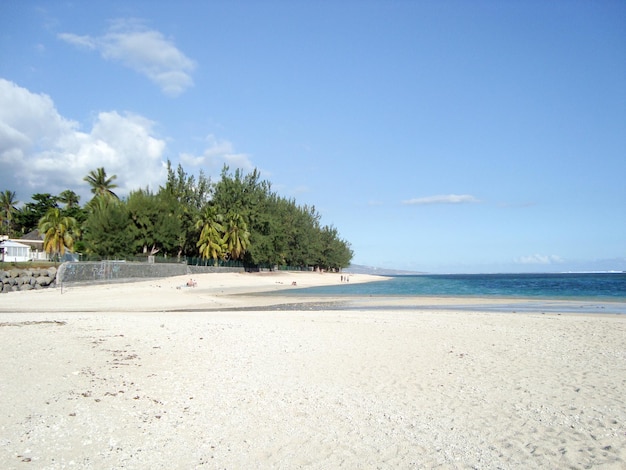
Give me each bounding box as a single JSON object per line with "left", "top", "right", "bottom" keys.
{"left": 195, "top": 204, "right": 225, "bottom": 265}
{"left": 318, "top": 225, "right": 353, "bottom": 271}
{"left": 127, "top": 188, "right": 181, "bottom": 257}
{"left": 209, "top": 166, "right": 353, "bottom": 270}
{"left": 222, "top": 211, "right": 250, "bottom": 261}
{"left": 38, "top": 207, "right": 79, "bottom": 262}
{"left": 212, "top": 166, "right": 275, "bottom": 266}
{"left": 0, "top": 190, "right": 19, "bottom": 235}
{"left": 160, "top": 161, "right": 213, "bottom": 260}
{"left": 82, "top": 197, "right": 133, "bottom": 258}
{"left": 14, "top": 193, "right": 58, "bottom": 235}
{"left": 84, "top": 167, "right": 119, "bottom": 201}
{"left": 162, "top": 160, "right": 212, "bottom": 209}
{"left": 244, "top": 193, "right": 285, "bottom": 267}
{"left": 57, "top": 189, "right": 87, "bottom": 231}
{"left": 57, "top": 190, "right": 80, "bottom": 209}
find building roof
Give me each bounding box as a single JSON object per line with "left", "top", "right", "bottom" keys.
{"left": 21, "top": 230, "right": 43, "bottom": 241}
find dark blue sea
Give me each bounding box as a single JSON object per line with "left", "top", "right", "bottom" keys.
{"left": 275, "top": 273, "right": 626, "bottom": 314}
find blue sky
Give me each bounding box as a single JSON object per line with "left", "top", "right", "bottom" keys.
{"left": 1, "top": 1, "right": 624, "bottom": 273}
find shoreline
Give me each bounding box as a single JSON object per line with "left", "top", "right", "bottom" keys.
{"left": 1, "top": 270, "right": 623, "bottom": 315}
{"left": 0, "top": 271, "right": 387, "bottom": 313}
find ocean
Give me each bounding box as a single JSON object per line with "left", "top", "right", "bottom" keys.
{"left": 275, "top": 273, "right": 626, "bottom": 314}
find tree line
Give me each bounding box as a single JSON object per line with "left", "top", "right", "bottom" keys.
{"left": 0, "top": 163, "right": 353, "bottom": 271}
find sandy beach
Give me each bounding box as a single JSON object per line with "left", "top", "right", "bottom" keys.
{"left": 1, "top": 271, "right": 625, "bottom": 469}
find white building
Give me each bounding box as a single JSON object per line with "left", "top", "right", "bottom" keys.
{"left": 12, "top": 230, "right": 47, "bottom": 261}
{"left": 0, "top": 240, "right": 32, "bottom": 262}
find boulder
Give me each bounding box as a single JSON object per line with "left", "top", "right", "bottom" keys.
{"left": 37, "top": 276, "right": 53, "bottom": 287}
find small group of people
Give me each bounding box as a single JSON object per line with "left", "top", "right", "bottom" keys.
{"left": 340, "top": 275, "right": 350, "bottom": 283}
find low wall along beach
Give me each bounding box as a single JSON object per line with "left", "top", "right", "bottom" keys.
{"left": 1, "top": 261, "right": 245, "bottom": 293}
{"left": 0, "top": 267, "right": 57, "bottom": 293}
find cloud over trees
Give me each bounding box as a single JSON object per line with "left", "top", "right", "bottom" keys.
{"left": 58, "top": 20, "right": 196, "bottom": 97}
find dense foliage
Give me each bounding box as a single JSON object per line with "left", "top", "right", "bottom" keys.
{"left": 1, "top": 164, "right": 353, "bottom": 271}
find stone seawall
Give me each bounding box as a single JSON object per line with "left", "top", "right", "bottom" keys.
{"left": 1, "top": 267, "right": 57, "bottom": 293}
{"left": 1, "top": 262, "right": 245, "bottom": 292}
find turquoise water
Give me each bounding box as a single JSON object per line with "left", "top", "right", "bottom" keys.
{"left": 302, "top": 273, "right": 626, "bottom": 300}
{"left": 274, "top": 273, "right": 626, "bottom": 314}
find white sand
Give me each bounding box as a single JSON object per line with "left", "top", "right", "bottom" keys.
{"left": 1, "top": 272, "right": 625, "bottom": 469}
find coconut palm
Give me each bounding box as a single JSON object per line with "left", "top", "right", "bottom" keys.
{"left": 222, "top": 211, "right": 250, "bottom": 261}
{"left": 84, "top": 167, "right": 119, "bottom": 200}
{"left": 195, "top": 205, "right": 225, "bottom": 265}
{"left": 38, "top": 208, "right": 79, "bottom": 262}
{"left": 0, "top": 190, "right": 19, "bottom": 235}
{"left": 58, "top": 189, "right": 81, "bottom": 209}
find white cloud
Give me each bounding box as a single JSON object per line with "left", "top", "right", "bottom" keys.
{"left": 0, "top": 79, "right": 167, "bottom": 202}
{"left": 515, "top": 254, "right": 564, "bottom": 265}
{"left": 58, "top": 20, "right": 195, "bottom": 96}
{"left": 180, "top": 134, "right": 255, "bottom": 176}
{"left": 57, "top": 32, "right": 96, "bottom": 49}
{"left": 402, "top": 194, "right": 480, "bottom": 205}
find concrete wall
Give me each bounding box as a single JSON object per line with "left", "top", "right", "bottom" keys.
{"left": 187, "top": 265, "right": 245, "bottom": 275}
{"left": 57, "top": 261, "right": 244, "bottom": 285}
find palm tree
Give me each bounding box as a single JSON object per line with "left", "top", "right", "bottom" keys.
{"left": 0, "top": 190, "right": 19, "bottom": 235}
{"left": 38, "top": 208, "right": 79, "bottom": 262}
{"left": 195, "top": 205, "right": 225, "bottom": 265}
{"left": 222, "top": 211, "right": 250, "bottom": 261}
{"left": 58, "top": 190, "right": 81, "bottom": 209}
{"left": 84, "top": 167, "right": 119, "bottom": 200}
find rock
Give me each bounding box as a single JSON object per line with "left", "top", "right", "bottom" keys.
{"left": 0, "top": 268, "right": 57, "bottom": 292}
{"left": 37, "top": 276, "right": 53, "bottom": 287}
